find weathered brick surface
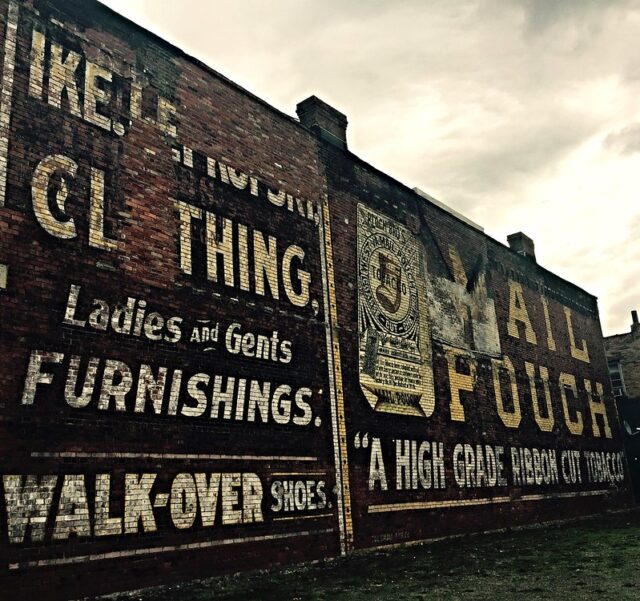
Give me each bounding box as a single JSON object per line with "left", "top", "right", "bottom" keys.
{"left": 0, "top": 1, "right": 337, "bottom": 598}
{"left": 0, "top": 1, "right": 632, "bottom": 599}
{"left": 320, "top": 142, "right": 631, "bottom": 549}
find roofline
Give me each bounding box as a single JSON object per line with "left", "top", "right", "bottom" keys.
{"left": 93, "top": 0, "right": 304, "bottom": 129}
{"left": 331, "top": 145, "right": 598, "bottom": 302}
{"left": 93, "top": 1, "right": 596, "bottom": 304}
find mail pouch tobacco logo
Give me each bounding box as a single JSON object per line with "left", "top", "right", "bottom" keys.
{"left": 357, "top": 204, "right": 435, "bottom": 418}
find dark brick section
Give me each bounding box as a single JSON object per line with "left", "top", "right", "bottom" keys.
{"left": 0, "top": 1, "right": 632, "bottom": 599}
{"left": 318, "top": 139, "right": 631, "bottom": 549}
{"left": 0, "top": 1, "right": 336, "bottom": 598}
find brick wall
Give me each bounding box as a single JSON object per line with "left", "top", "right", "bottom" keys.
{"left": 0, "top": 1, "right": 632, "bottom": 599}
{"left": 604, "top": 314, "right": 640, "bottom": 500}
{"left": 605, "top": 315, "right": 640, "bottom": 399}
{"left": 319, "top": 141, "right": 630, "bottom": 549}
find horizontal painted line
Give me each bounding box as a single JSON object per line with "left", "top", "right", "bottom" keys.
{"left": 518, "top": 490, "right": 610, "bottom": 502}
{"left": 8, "top": 528, "right": 334, "bottom": 570}
{"left": 273, "top": 513, "right": 334, "bottom": 522}
{"left": 368, "top": 489, "right": 611, "bottom": 514}
{"left": 270, "top": 472, "right": 328, "bottom": 477}
{"left": 369, "top": 496, "right": 509, "bottom": 513}
{"left": 31, "top": 452, "right": 318, "bottom": 462}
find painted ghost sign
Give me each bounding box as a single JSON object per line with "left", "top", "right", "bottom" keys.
{"left": 0, "top": 1, "right": 343, "bottom": 596}
{"left": 357, "top": 204, "right": 435, "bottom": 417}
{"left": 0, "top": 0, "right": 632, "bottom": 597}
{"left": 343, "top": 177, "right": 629, "bottom": 549}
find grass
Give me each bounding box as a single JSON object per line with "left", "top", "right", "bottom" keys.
{"left": 108, "top": 509, "right": 640, "bottom": 601}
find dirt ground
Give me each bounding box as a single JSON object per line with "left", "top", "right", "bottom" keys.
{"left": 105, "top": 509, "right": 640, "bottom": 601}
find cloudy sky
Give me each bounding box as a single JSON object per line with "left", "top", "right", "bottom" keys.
{"left": 101, "top": 0, "right": 640, "bottom": 336}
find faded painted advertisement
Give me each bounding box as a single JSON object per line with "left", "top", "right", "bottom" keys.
{"left": 0, "top": 1, "right": 342, "bottom": 593}
{"left": 346, "top": 197, "right": 630, "bottom": 550}
{"left": 357, "top": 204, "right": 435, "bottom": 417}
{"left": 0, "top": 0, "right": 633, "bottom": 597}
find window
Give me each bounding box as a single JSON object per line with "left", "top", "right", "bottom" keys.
{"left": 608, "top": 360, "right": 626, "bottom": 397}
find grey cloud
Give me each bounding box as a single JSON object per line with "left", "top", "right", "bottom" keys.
{"left": 404, "top": 109, "right": 598, "bottom": 216}
{"left": 605, "top": 290, "right": 639, "bottom": 334}
{"left": 511, "top": 0, "right": 640, "bottom": 34}
{"left": 604, "top": 123, "right": 640, "bottom": 155}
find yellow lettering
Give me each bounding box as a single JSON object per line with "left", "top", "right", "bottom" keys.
{"left": 89, "top": 167, "right": 117, "bottom": 250}
{"left": 559, "top": 372, "right": 583, "bottom": 435}
{"left": 507, "top": 280, "right": 537, "bottom": 344}
{"left": 174, "top": 200, "right": 202, "bottom": 275}
{"left": 28, "top": 29, "right": 45, "bottom": 99}
{"left": 237, "top": 223, "right": 250, "bottom": 291}
{"left": 492, "top": 356, "right": 521, "bottom": 428}
{"left": 445, "top": 347, "right": 475, "bottom": 422}
{"left": 157, "top": 96, "right": 177, "bottom": 137}
{"left": 31, "top": 154, "right": 78, "bottom": 239}
{"left": 282, "top": 245, "right": 310, "bottom": 307}
{"left": 205, "top": 212, "right": 234, "bottom": 286}
{"left": 253, "top": 231, "right": 279, "bottom": 299}
{"left": 48, "top": 43, "right": 82, "bottom": 117}
{"left": 525, "top": 362, "right": 554, "bottom": 432}
{"left": 540, "top": 296, "right": 556, "bottom": 351}
{"left": 585, "top": 380, "right": 611, "bottom": 438}
{"left": 84, "top": 61, "right": 112, "bottom": 131}
{"left": 564, "top": 307, "right": 589, "bottom": 363}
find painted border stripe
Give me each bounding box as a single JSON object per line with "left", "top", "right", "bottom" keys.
{"left": 273, "top": 513, "right": 334, "bottom": 522}
{"left": 367, "top": 489, "right": 611, "bottom": 513}
{"left": 270, "top": 472, "right": 327, "bottom": 476}
{"left": 0, "top": 1, "right": 18, "bottom": 207}
{"left": 519, "top": 490, "right": 611, "bottom": 502}
{"left": 318, "top": 194, "right": 353, "bottom": 553}
{"left": 8, "top": 528, "right": 334, "bottom": 570}
{"left": 31, "top": 452, "right": 319, "bottom": 462}
{"left": 369, "top": 496, "right": 509, "bottom": 513}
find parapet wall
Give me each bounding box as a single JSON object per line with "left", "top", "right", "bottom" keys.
{"left": 0, "top": 1, "right": 631, "bottom": 598}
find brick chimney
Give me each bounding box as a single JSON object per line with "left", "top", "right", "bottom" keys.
{"left": 296, "top": 96, "right": 348, "bottom": 149}
{"left": 507, "top": 232, "right": 536, "bottom": 262}
{"left": 632, "top": 310, "right": 639, "bottom": 335}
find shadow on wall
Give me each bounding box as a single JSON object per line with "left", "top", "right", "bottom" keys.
{"left": 617, "top": 397, "right": 640, "bottom": 502}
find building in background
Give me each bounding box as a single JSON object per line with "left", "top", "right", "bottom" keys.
{"left": 605, "top": 310, "right": 640, "bottom": 400}
{"left": 605, "top": 311, "right": 640, "bottom": 499}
